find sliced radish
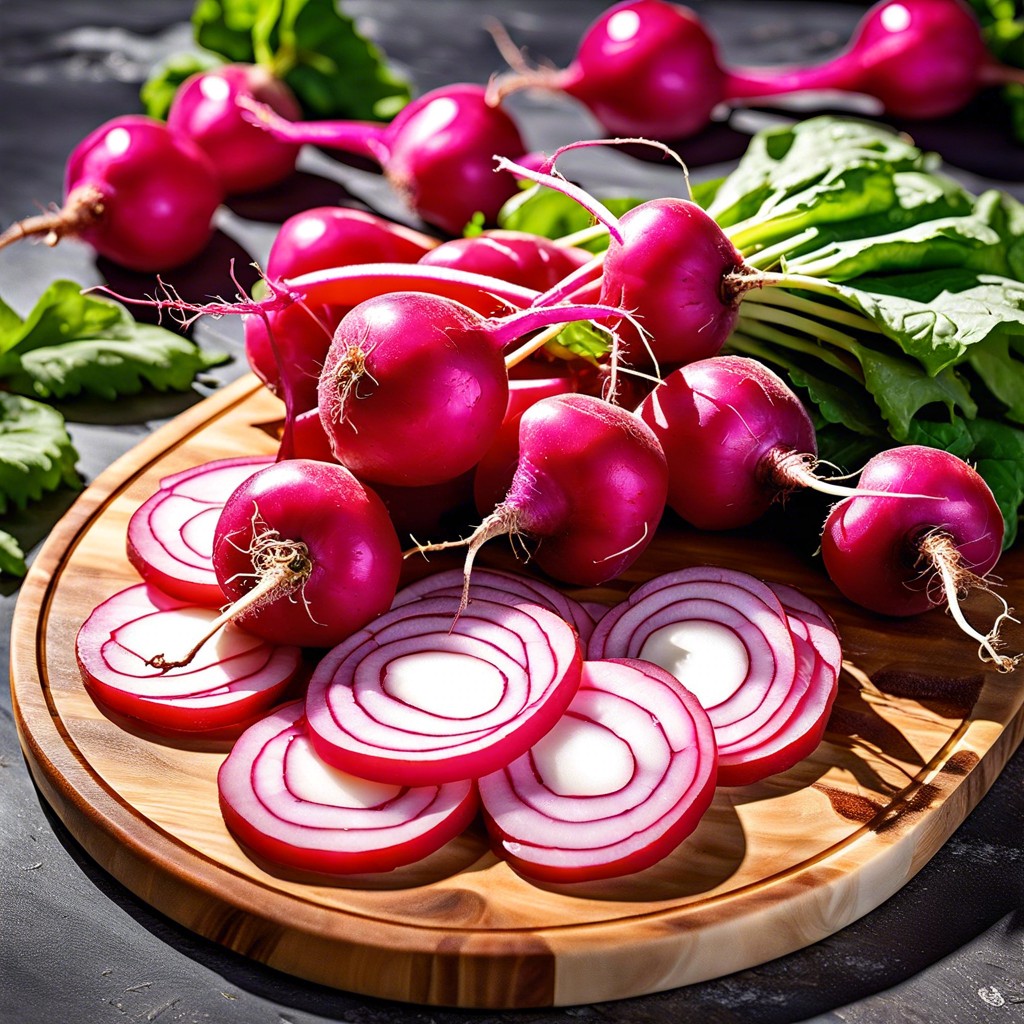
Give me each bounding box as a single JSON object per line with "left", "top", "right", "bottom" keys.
{"left": 478, "top": 658, "right": 718, "bottom": 883}
{"left": 305, "top": 595, "right": 583, "bottom": 786}
{"left": 127, "top": 455, "right": 273, "bottom": 605}
{"left": 218, "top": 701, "right": 478, "bottom": 875}
{"left": 76, "top": 583, "right": 301, "bottom": 735}
{"left": 392, "top": 566, "right": 595, "bottom": 642}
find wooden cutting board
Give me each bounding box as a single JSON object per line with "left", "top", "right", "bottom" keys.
{"left": 11, "top": 373, "right": 1024, "bottom": 1009}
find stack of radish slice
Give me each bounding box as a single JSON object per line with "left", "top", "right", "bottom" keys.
{"left": 218, "top": 701, "right": 478, "bottom": 875}
{"left": 75, "top": 583, "right": 301, "bottom": 736}
{"left": 588, "top": 567, "right": 841, "bottom": 786}
{"left": 127, "top": 455, "right": 273, "bottom": 604}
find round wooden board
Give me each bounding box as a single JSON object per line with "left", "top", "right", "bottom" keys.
{"left": 11, "top": 374, "right": 1024, "bottom": 1009}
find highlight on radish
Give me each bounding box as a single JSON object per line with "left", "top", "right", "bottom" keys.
{"left": 218, "top": 700, "right": 479, "bottom": 876}
{"left": 0, "top": 115, "right": 223, "bottom": 271}
{"left": 477, "top": 657, "right": 718, "bottom": 883}
{"left": 820, "top": 445, "right": 1019, "bottom": 671}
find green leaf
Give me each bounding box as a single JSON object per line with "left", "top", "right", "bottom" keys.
{"left": 961, "top": 416, "right": 1024, "bottom": 548}
{"left": 498, "top": 185, "right": 642, "bottom": 248}
{"left": 551, "top": 320, "right": 611, "bottom": 361}
{"left": 0, "top": 393, "right": 80, "bottom": 515}
{"left": 193, "top": 0, "right": 263, "bottom": 63}
{"left": 140, "top": 51, "right": 224, "bottom": 120}
{"left": 968, "top": 333, "right": 1024, "bottom": 422}
{"left": 0, "top": 529, "right": 27, "bottom": 578}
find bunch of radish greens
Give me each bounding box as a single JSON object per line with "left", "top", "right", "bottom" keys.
{"left": 506, "top": 115, "right": 1024, "bottom": 548}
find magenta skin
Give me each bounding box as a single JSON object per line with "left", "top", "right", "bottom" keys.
{"left": 821, "top": 445, "right": 1004, "bottom": 617}
{"left": 501, "top": 393, "right": 669, "bottom": 585}
{"left": 637, "top": 356, "right": 818, "bottom": 530}
{"left": 724, "top": 0, "right": 990, "bottom": 119}
{"left": 556, "top": 0, "right": 727, "bottom": 139}
{"left": 212, "top": 459, "right": 402, "bottom": 648}
{"left": 599, "top": 198, "right": 746, "bottom": 367}
{"left": 167, "top": 63, "right": 302, "bottom": 194}
{"left": 63, "top": 114, "right": 222, "bottom": 270}
{"left": 266, "top": 206, "right": 436, "bottom": 281}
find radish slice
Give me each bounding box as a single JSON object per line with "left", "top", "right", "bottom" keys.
{"left": 478, "top": 658, "right": 718, "bottom": 883}
{"left": 218, "top": 701, "right": 478, "bottom": 875}
{"left": 127, "top": 455, "right": 273, "bottom": 605}
{"left": 589, "top": 566, "right": 799, "bottom": 751}
{"left": 392, "top": 566, "right": 595, "bottom": 642}
{"left": 76, "top": 583, "right": 301, "bottom": 734}
{"left": 305, "top": 596, "right": 583, "bottom": 786}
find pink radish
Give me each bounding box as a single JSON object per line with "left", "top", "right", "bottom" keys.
{"left": 167, "top": 63, "right": 303, "bottom": 194}
{"left": 315, "top": 291, "right": 635, "bottom": 487}
{"left": 304, "top": 596, "right": 583, "bottom": 786}
{"left": 593, "top": 565, "right": 839, "bottom": 778}
{"left": 416, "top": 392, "right": 668, "bottom": 592}
{"left": 218, "top": 700, "right": 478, "bottom": 876}
{"left": 478, "top": 657, "right": 718, "bottom": 883}
{"left": 76, "top": 583, "right": 301, "bottom": 737}
{"left": 724, "top": 0, "right": 1021, "bottom": 121}
{"left": 240, "top": 83, "right": 527, "bottom": 234}
{"left": 488, "top": 0, "right": 727, "bottom": 140}
{"left": 0, "top": 115, "right": 222, "bottom": 271}
{"left": 821, "top": 445, "right": 1018, "bottom": 670}
{"left": 637, "top": 355, "right": 882, "bottom": 530}
{"left": 127, "top": 455, "right": 274, "bottom": 605}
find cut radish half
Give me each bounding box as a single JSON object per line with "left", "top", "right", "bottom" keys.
{"left": 392, "top": 566, "right": 595, "bottom": 642}
{"left": 478, "top": 658, "right": 718, "bottom": 883}
{"left": 218, "top": 701, "right": 478, "bottom": 875}
{"left": 76, "top": 583, "right": 301, "bottom": 734}
{"left": 127, "top": 455, "right": 273, "bottom": 605}
{"left": 305, "top": 595, "right": 583, "bottom": 786}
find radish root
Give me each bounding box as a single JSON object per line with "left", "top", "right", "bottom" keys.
{"left": 0, "top": 185, "right": 106, "bottom": 252}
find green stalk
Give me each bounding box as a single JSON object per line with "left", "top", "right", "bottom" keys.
{"left": 732, "top": 316, "right": 864, "bottom": 383}
{"left": 741, "top": 285, "right": 884, "bottom": 334}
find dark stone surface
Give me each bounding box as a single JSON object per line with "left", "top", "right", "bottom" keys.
{"left": 2, "top": 3, "right": 1023, "bottom": 1022}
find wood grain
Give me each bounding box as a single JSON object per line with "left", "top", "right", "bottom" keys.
{"left": 10, "top": 373, "right": 1024, "bottom": 1009}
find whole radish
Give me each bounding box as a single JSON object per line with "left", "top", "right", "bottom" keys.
{"left": 167, "top": 63, "right": 303, "bottom": 194}
{"left": 821, "top": 445, "right": 1017, "bottom": 670}
{"left": 0, "top": 115, "right": 222, "bottom": 271}
{"left": 240, "top": 83, "right": 526, "bottom": 234}
{"left": 316, "top": 291, "right": 637, "bottom": 487}
{"left": 489, "top": 0, "right": 727, "bottom": 140}
{"left": 417, "top": 392, "right": 669, "bottom": 593}
{"left": 638, "top": 355, "right": 887, "bottom": 530}
{"left": 725, "top": 0, "right": 1014, "bottom": 121}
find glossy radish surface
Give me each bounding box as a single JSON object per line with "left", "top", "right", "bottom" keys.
{"left": 167, "top": 63, "right": 302, "bottom": 194}
{"left": 478, "top": 657, "right": 718, "bottom": 883}
{"left": 210, "top": 459, "right": 402, "bottom": 650}
{"left": 218, "top": 700, "right": 478, "bottom": 875}
{"left": 305, "top": 595, "right": 583, "bottom": 786}
{"left": 0, "top": 115, "right": 222, "bottom": 271}
{"left": 127, "top": 455, "right": 273, "bottom": 605}
{"left": 76, "top": 583, "right": 301, "bottom": 736}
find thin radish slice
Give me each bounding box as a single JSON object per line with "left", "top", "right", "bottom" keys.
{"left": 305, "top": 596, "right": 583, "bottom": 786}
{"left": 478, "top": 658, "right": 717, "bottom": 883}
{"left": 218, "top": 701, "right": 478, "bottom": 876}
{"left": 127, "top": 455, "right": 273, "bottom": 605}
{"left": 588, "top": 566, "right": 800, "bottom": 752}
{"left": 76, "top": 583, "right": 301, "bottom": 734}
{"left": 392, "top": 567, "right": 594, "bottom": 642}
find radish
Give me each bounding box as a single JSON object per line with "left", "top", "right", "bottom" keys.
{"left": 315, "top": 291, "right": 636, "bottom": 488}
{"left": 477, "top": 657, "right": 718, "bottom": 883}
{"left": 304, "top": 596, "right": 583, "bottom": 786}
{"left": 218, "top": 701, "right": 478, "bottom": 876}
{"left": 724, "top": 0, "right": 1022, "bottom": 121}
{"left": 392, "top": 566, "right": 596, "bottom": 643}
{"left": 488, "top": 0, "right": 727, "bottom": 141}
{"left": 416, "top": 392, "right": 668, "bottom": 593}
{"left": 127, "top": 455, "right": 274, "bottom": 605}
{"left": 637, "top": 355, "right": 895, "bottom": 530}
{"left": 821, "top": 445, "right": 1018, "bottom": 670}
{"left": 167, "top": 63, "right": 303, "bottom": 194}
{"left": 76, "top": 583, "right": 301, "bottom": 737}
{"left": 588, "top": 567, "right": 804, "bottom": 758}
{"left": 239, "top": 83, "right": 527, "bottom": 234}
{"left": 0, "top": 115, "right": 222, "bottom": 271}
